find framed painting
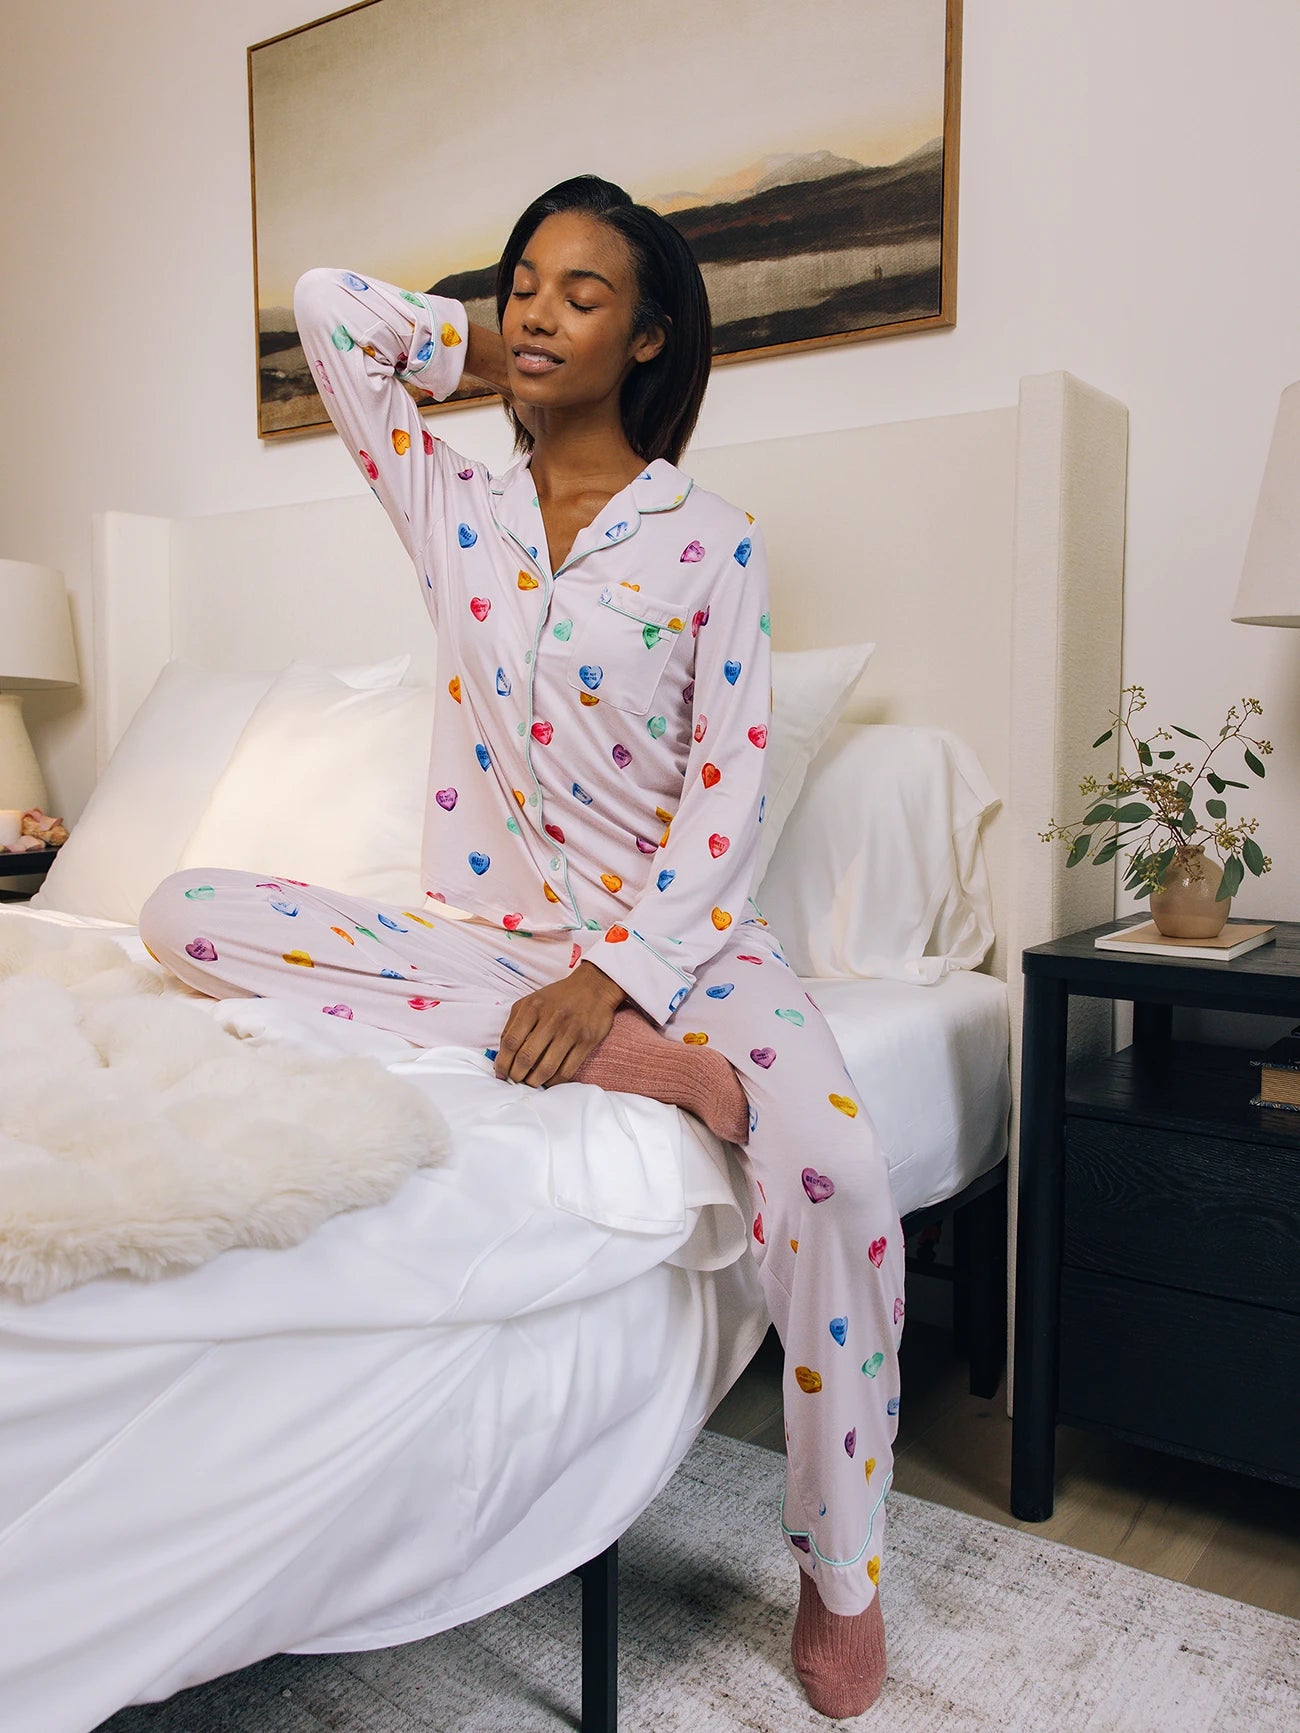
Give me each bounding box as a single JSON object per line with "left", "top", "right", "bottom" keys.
{"left": 249, "top": 0, "right": 962, "bottom": 438}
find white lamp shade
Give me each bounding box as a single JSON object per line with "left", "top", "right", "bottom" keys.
{"left": 0, "top": 560, "right": 80, "bottom": 688}
{"left": 1233, "top": 380, "right": 1300, "bottom": 627}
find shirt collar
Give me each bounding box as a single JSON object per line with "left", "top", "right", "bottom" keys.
{"left": 487, "top": 453, "right": 693, "bottom": 574}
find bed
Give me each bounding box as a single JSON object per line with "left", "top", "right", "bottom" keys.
{"left": 0, "top": 371, "right": 1127, "bottom": 1733}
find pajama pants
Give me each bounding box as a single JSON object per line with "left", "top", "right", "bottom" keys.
{"left": 139, "top": 867, "right": 905, "bottom": 1616}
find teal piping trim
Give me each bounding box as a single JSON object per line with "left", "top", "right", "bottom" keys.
{"left": 779, "top": 1471, "right": 893, "bottom": 1570}
{"left": 595, "top": 596, "right": 685, "bottom": 632}
{"left": 629, "top": 930, "right": 692, "bottom": 984}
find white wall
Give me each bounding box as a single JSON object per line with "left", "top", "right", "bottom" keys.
{"left": 4, "top": 1, "right": 1300, "bottom": 943}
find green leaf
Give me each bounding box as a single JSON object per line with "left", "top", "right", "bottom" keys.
{"left": 1180, "top": 810, "right": 1198, "bottom": 834}
{"left": 1082, "top": 803, "right": 1115, "bottom": 825}
{"left": 1220, "top": 777, "right": 1249, "bottom": 789}
{"left": 1157, "top": 749, "right": 1176, "bottom": 759}
{"left": 1206, "top": 798, "right": 1227, "bottom": 819}
{"left": 1244, "top": 747, "right": 1266, "bottom": 777}
{"left": 1091, "top": 729, "right": 1114, "bottom": 748}
{"left": 1137, "top": 740, "right": 1153, "bottom": 767}
{"left": 1243, "top": 836, "right": 1266, "bottom": 875}
{"left": 1175, "top": 780, "right": 1193, "bottom": 802}
{"left": 1093, "top": 837, "right": 1121, "bottom": 865}
{"left": 1066, "top": 833, "right": 1091, "bottom": 868}
{"left": 1112, "top": 802, "right": 1153, "bottom": 823}
{"left": 1207, "top": 771, "right": 1225, "bottom": 793}
{"left": 1218, "top": 855, "right": 1245, "bottom": 899}
{"left": 1172, "top": 725, "right": 1206, "bottom": 741}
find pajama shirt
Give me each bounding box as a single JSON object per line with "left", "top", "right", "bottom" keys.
{"left": 138, "top": 265, "right": 905, "bottom": 1616}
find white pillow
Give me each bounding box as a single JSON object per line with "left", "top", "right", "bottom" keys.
{"left": 177, "top": 663, "right": 434, "bottom": 906}
{"left": 756, "top": 722, "right": 1000, "bottom": 983}
{"left": 30, "top": 655, "right": 411, "bottom": 925}
{"left": 756, "top": 643, "right": 875, "bottom": 884}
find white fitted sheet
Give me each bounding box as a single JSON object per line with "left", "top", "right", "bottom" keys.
{"left": 0, "top": 912, "right": 1007, "bottom": 1733}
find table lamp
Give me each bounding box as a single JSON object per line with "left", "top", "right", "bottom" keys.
{"left": 1232, "top": 379, "right": 1300, "bottom": 627}
{"left": 0, "top": 560, "right": 80, "bottom": 825}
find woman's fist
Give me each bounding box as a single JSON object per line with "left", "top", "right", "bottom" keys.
{"left": 493, "top": 961, "right": 625, "bottom": 1088}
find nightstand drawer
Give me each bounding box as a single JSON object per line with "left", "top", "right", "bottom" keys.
{"left": 1064, "top": 1117, "right": 1300, "bottom": 1314}
{"left": 1059, "top": 1267, "right": 1300, "bottom": 1484}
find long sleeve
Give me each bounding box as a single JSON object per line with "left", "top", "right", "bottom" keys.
{"left": 293, "top": 268, "right": 470, "bottom": 622}
{"left": 581, "top": 520, "right": 773, "bottom": 1025}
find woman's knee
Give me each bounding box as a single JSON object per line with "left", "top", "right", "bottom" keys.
{"left": 138, "top": 867, "right": 236, "bottom": 955}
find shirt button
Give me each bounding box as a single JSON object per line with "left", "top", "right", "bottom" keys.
{"left": 528, "top": 793, "right": 538, "bottom": 806}
{"left": 516, "top": 721, "right": 526, "bottom": 736}
{"left": 524, "top": 650, "right": 533, "bottom": 665}
{"left": 550, "top": 856, "right": 562, "bottom": 871}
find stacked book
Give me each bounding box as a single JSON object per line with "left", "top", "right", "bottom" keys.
{"left": 1092, "top": 919, "right": 1277, "bottom": 962}
{"left": 1249, "top": 1035, "right": 1300, "bottom": 1114}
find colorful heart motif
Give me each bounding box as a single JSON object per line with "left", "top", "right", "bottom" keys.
{"left": 656, "top": 869, "right": 676, "bottom": 891}
{"left": 354, "top": 926, "right": 378, "bottom": 941}
{"left": 330, "top": 926, "right": 355, "bottom": 945}
{"left": 635, "top": 836, "right": 657, "bottom": 853}
{"left": 407, "top": 995, "right": 441, "bottom": 1010}
{"left": 701, "top": 762, "right": 721, "bottom": 788}
{"left": 358, "top": 449, "right": 378, "bottom": 481}
{"left": 507, "top": 818, "right": 521, "bottom": 835}
{"left": 612, "top": 743, "right": 632, "bottom": 768}
{"left": 670, "top": 986, "right": 689, "bottom": 1013}
{"left": 376, "top": 913, "right": 408, "bottom": 933}
{"left": 458, "top": 523, "right": 477, "bottom": 548}
{"left": 737, "top": 954, "right": 763, "bottom": 964}
{"left": 572, "top": 782, "right": 594, "bottom": 804}
{"left": 184, "top": 937, "right": 217, "bottom": 962}
{"left": 790, "top": 1535, "right": 812, "bottom": 1554}
{"left": 802, "top": 1167, "right": 835, "bottom": 1203}
{"left": 694, "top": 715, "right": 708, "bottom": 743}
{"left": 705, "top": 982, "right": 734, "bottom": 999}
{"left": 605, "top": 925, "right": 629, "bottom": 943}
{"left": 517, "top": 570, "right": 538, "bottom": 590}
{"left": 894, "top": 1297, "right": 905, "bottom": 1324}
{"left": 448, "top": 676, "right": 462, "bottom": 703}
{"left": 734, "top": 537, "right": 752, "bottom": 566}
{"left": 184, "top": 885, "right": 215, "bottom": 900}
{"left": 708, "top": 833, "right": 730, "bottom": 858}
{"left": 647, "top": 715, "right": 667, "bottom": 738}
{"left": 435, "top": 787, "right": 458, "bottom": 811}
{"left": 495, "top": 667, "right": 511, "bottom": 696}
{"left": 682, "top": 680, "right": 695, "bottom": 703}
{"left": 790, "top": 1238, "right": 799, "bottom": 1252}
{"left": 579, "top": 664, "right": 604, "bottom": 689}
{"left": 829, "top": 1316, "right": 848, "bottom": 1346}
{"left": 503, "top": 912, "right": 523, "bottom": 930}
{"left": 864, "top": 1457, "right": 877, "bottom": 1481}
{"left": 458, "top": 467, "right": 475, "bottom": 480}
{"left": 440, "top": 322, "right": 462, "bottom": 347}
{"left": 579, "top": 692, "right": 600, "bottom": 706}
{"left": 868, "top": 1236, "right": 887, "bottom": 1268}
{"left": 753, "top": 1213, "right": 765, "bottom": 1244}
{"left": 469, "top": 595, "right": 491, "bottom": 620}
{"left": 794, "top": 1366, "right": 823, "bottom": 1394}
{"left": 887, "top": 1397, "right": 900, "bottom": 1417}
{"left": 392, "top": 429, "right": 410, "bottom": 456}
{"left": 531, "top": 720, "right": 554, "bottom": 745}
{"left": 750, "top": 1046, "right": 776, "bottom": 1069}
{"left": 775, "top": 1007, "right": 805, "bottom": 1025}
{"left": 711, "top": 907, "right": 732, "bottom": 929}
{"left": 553, "top": 619, "right": 573, "bottom": 640}
{"left": 723, "top": 659, "right": 742, "bottom": 685}
{"left": 845, "top": 1427, "right": 857, "bottom": 1457}
{"left": 680, "top": 540, "right": 705, "bottom": 562}
{"left": 322, "top": 1003, "right": 354, "bottom": 1018}
{"left": 683, "top": 1031, "right": 708, "bottom": 1045}
{"left": 601, "top": 871, "right": 623, "bottom": 892}
{"left": 867, "top": 1557, "right": 881, "bottom": 1587}
{"left": 403, "top": 912, "right": 435, "bottom": 927}
{"left": 760, "top": 611, "right": 771, "bottom": 636}
{"left": 862, "top": 1352, "right": 884, "bottom": 1378}
{"left": 269, "top": 900, "right": 299, "bottom": 917}
{"left": 468, "top": 851, "right": 490, "bottom": 875}
{"left": 829, "top": 1092, "right": 858, "bottom": 1118}
{"left": 283, "top": 949, "right": 314, "bottom": 967}
{"left": 747, "top": 724, "right": 768, "bottom": 748}
{"left": 475, "top": 743, "right": 491, "bottom": 770}
{"left": 544, "top": 822, "right": 565, "bottom": 843}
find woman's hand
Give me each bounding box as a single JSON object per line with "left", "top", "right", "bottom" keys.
{"left": 494, "top": 962, "right": 626, "bottom": 1088}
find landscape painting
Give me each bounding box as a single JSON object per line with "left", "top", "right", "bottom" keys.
{"left": 249, "top": 0, "right": 961, "bottom": 437}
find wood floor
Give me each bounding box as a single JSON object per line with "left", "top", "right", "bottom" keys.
{"left": 704, "top": 1319, "right": 1300, "bottom": 1621}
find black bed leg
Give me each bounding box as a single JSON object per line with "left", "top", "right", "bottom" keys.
{"left": 953, "top": 1168, "right": 1007, "bottom": 1399}
{"left": 576, "top": 1541, "right": 618, "bottom": 1733}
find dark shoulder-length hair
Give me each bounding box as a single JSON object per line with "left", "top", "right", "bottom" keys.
{"left": 494, "top": 175, "right": 713, "bottom": 467}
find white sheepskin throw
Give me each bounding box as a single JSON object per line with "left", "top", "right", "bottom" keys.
{"left": 0, "top": 914, "right": 449, "bottom": 1302}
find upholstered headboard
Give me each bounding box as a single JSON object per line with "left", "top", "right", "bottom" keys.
{"left": 92, "top": 368, "right": 1129, "bottom": 1388}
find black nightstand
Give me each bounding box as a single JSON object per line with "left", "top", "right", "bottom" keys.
{"left": 1011, "top": 916, "right": 1300, "bottom": 1521}
{"left": 0, "top": 847, "right": 57, "bottom": 902}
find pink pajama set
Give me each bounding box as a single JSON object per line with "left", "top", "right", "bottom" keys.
{"left": 139, "top": 266, "right": 905, "bottom": 1616}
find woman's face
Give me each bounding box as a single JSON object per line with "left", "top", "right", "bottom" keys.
{"left": 501, "top": 210, "right": 664, "bottom": 419}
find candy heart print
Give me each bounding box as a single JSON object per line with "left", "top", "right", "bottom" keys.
{"left": 868, "top": 1236, "right": 887, "bottom": 1268}
{"left": 802, "top": 1168, "right": 835, "bottom": 1203}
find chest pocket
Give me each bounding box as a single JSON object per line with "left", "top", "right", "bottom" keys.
{"left": 566, "top": 592, "right": 687, "bottom": 716}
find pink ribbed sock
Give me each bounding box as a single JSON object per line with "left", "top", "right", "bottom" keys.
{"left": 574, "top": 1006, "right": 751, "bottom": 1143}
{"left": 791, "top": 1573, "right": 888, "bottom": 1719}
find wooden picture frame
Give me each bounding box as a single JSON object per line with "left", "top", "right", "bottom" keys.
{"left": 249, "top": 0, "right": 962, "bottom": 439}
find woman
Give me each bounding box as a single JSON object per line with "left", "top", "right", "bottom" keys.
{"left": 140, "top": 175, "right": 904, "bottom": 1719}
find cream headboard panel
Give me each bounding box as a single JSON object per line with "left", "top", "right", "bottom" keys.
{"left": 92, "top": 368, "right": 1129, "bottom": 1386}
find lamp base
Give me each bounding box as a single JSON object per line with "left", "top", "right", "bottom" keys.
{"left": 0, "top": 692, "right": 50, "bottom": 812}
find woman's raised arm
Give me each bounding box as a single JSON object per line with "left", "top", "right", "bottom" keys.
{"left": 293, "top": 268, "right": 503, "bottom": 616}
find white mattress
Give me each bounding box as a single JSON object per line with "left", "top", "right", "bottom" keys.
{"left": 0, "top": 912, "right": 1008, "bottom": 1733}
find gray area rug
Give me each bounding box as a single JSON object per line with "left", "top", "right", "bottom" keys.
{"left": 100, "top": 1430, "right": 1298, "bottom": 1732}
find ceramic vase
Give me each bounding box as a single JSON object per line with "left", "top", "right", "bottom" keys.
{"left": 1148, "top": 844, "right": 1231, "bottom": 938}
